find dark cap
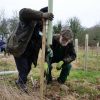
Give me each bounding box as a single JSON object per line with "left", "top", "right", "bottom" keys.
{"left": 40, "top": 7, "right": 48, "bottom": 12}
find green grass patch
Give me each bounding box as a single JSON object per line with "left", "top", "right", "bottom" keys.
{"left": 68, "top": 69, "right": 100, "bottom": 84}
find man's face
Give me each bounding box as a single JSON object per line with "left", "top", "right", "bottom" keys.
{"left": 59, "top": 34, "right": 71, "bottom": 46}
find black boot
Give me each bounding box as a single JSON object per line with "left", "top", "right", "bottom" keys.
{"left": 57, "top": 77, "right": 66, "bottom": 84}
{"left": 15, "top": 80, "right": 28, "bottom": 93}
{"left": 46, "top": 66, "right": 52, "bottom": 84}
{"left": 46, "top": 74, "right": 52, "bottom": 84}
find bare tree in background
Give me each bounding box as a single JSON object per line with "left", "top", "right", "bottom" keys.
{"left": 53, "top": 21, "right": 62, "bottom": 34}
{"left": 66, "top": 17, "right": 82, "bottom": 40}
{"left": 0, "top": 9, "right": 9, "bottom": 39}
{"left": 0, "top": 10, "right": 19, "bottom": 39}
{"left": 7, "top": 11, "right": 19, "bottom": 34}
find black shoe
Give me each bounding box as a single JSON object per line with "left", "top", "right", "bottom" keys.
{"left": 47, "top": 78, "right": 52, "bottom": 84}
{"left": 46, "top": 75, "right": 52, "bottom": 84}
{"left": 57, "top": 77, "right": 65, "bottom": 84}
{"left": 15, "top": 80, "right": 28, "bottom": 93}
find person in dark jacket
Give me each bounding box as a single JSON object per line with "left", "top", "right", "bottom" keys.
{"left": 46, "top": 28, "right": 76, "bottom": 84}
{"left": 0, "top": 40, "right": 6, "bottom": 52}
{"left": 7, "top": 7, "right": 53, "bottom": 91}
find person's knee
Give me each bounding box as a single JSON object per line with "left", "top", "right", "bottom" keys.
{"left": 63, "top": 63, "right": 72, "bottom": 69}
{"left": 67, "top": 64, "right": 72, "bottom": 70}
{"left": 62, "top": 63, "right": 72, "bottom": 74}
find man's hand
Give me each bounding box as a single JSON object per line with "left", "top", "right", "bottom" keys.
{"left": 47, "top": 47, "right": 53, "bottom": 57}
{"left": 43, "top": 13, "right": 54, "bottom": 21}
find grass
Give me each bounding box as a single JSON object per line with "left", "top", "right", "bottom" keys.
{"left": 0, "top": 68, "right": 99, "bottom": 100}
{"left": 77, "top": 47, "right": 100, "bottom": 70}
{"left": 68, "top": 69, "right": 100, "bottom": 84}
{"left": 0, "top": 48, "right": 100, "bottom": 100}
{"left": 67, "top": 69, "right": 100, "bottom": 99}
{"left": 0, "top": 55, "right": 16, "bottom": 71}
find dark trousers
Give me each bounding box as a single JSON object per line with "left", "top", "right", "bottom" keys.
{"left": 58, "top": 63, "right": 72, "bottom": 83}
{"left": 14, "top": 56, "right": 33, "bottom": 84}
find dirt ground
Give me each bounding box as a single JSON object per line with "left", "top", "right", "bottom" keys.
{"left": 0, "top": 53, "right": 100, "bottom": 100}
{"left": 0, "top": 79, "right": 81, "bottom": 100}
{"left": 0, "top": 54, "right": 78, "bottom": 100}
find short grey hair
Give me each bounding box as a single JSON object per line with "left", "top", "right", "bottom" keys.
{"left": 61, "top": 28, "right": 73, "bottom": 39}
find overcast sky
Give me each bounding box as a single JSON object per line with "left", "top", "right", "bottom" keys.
{"left": 0, "top": 0, "right": 100, "bottom": 28}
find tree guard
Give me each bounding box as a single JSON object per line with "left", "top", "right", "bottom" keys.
{"left": 47, "top": 0, "right": 53, "bottom": 45}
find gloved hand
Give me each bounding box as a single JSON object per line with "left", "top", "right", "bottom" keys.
{"left": 56, "top": 61, "right": 64, "bottom": 70}
{"left": 43, "top": 13, "right": 54, "bottom": 21}
{"left": 47, "top": 47, "right": 53, "bottom": 57}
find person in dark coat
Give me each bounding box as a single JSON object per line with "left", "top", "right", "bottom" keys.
{"left": 6, "top": 7, "right": 53, "bottom": 91}
{"left": 0, "top": 40, "right": 6, "bottom": 52}
{"left": 46, "top": 28, "right": 76, "bottom": 84}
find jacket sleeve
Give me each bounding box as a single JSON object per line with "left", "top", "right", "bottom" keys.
{"left": 19, "top": 8, "right": 43, "bottom": 22}
{"left": 63, "top": 42, "right": 76, "bottom": 64}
